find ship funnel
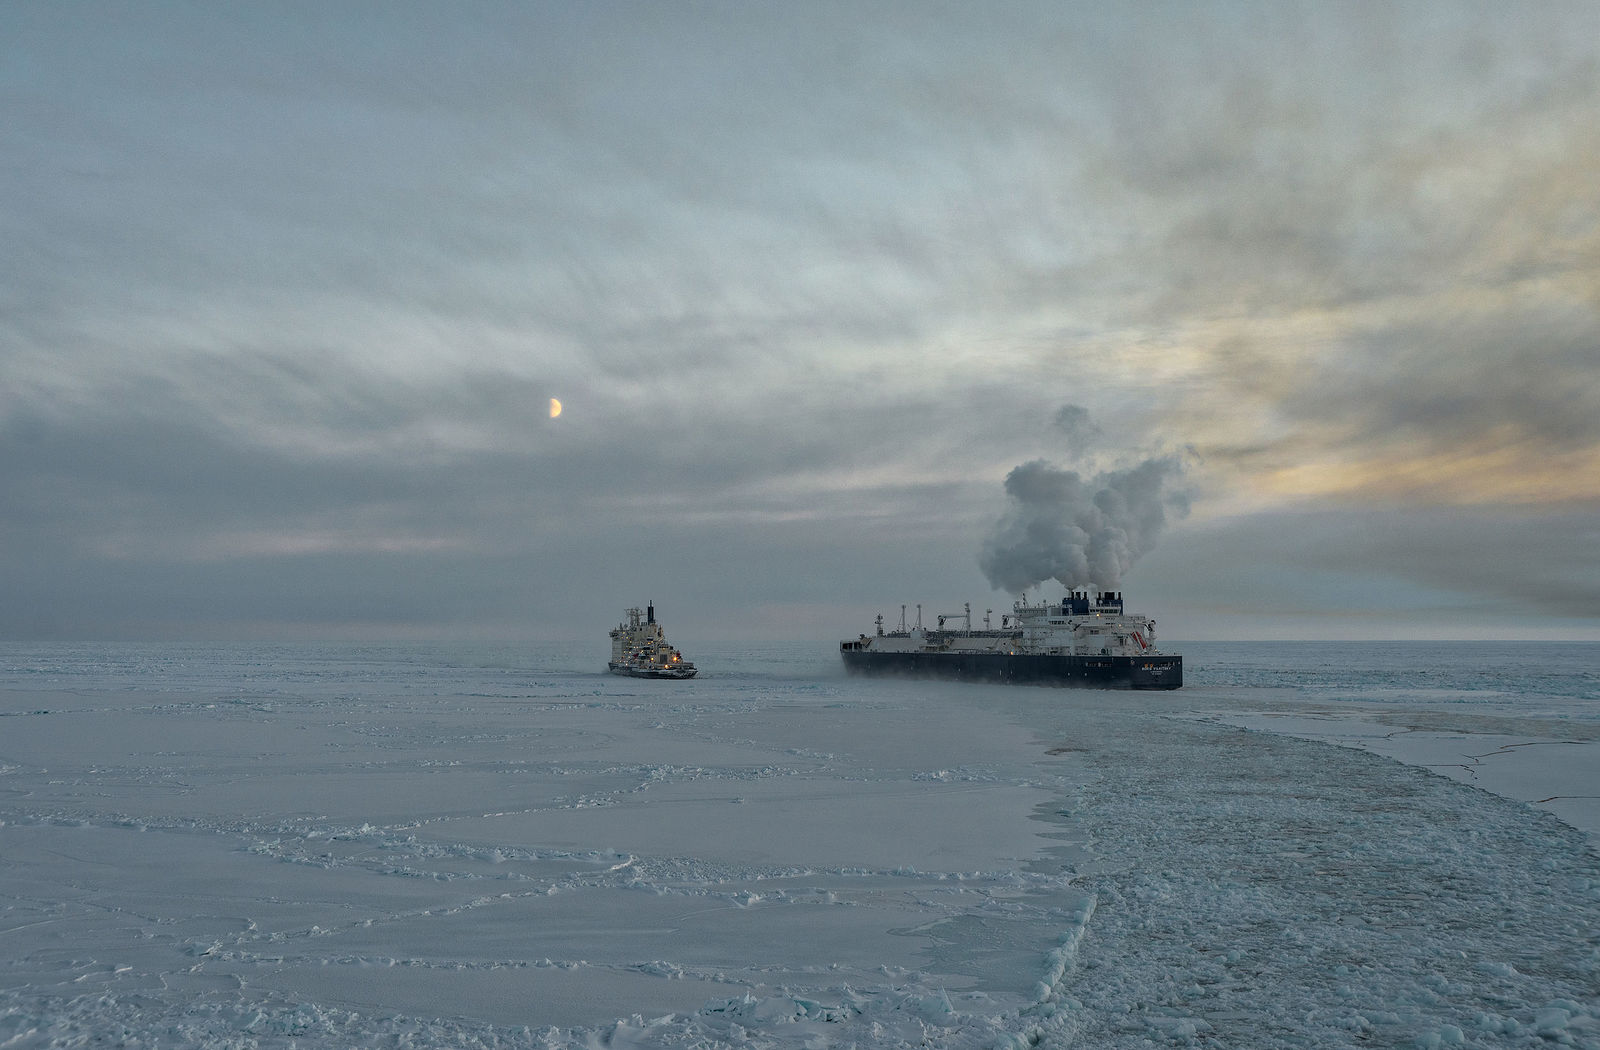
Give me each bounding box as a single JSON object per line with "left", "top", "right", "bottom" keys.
{"left": 647, "top": 601, "right": 655, "bottom": 624}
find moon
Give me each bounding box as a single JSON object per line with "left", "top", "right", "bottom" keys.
{"left": 548, "top": 398, "right": 562, "bottom": 419}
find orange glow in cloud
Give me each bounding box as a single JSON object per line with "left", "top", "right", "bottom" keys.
{"left": 1254, "top": 440, "right": 1600, "bottom": 508}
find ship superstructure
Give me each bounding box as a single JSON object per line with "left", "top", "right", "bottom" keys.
{"left": 609, "top": 601, "right": 698, "bottom": 679}
{"left": 840, "top": 591, "right": 1181, "bottom": 689}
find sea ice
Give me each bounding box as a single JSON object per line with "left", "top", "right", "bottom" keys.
{"left": 1, "top": 642, "right": 1597, "bottom": 1047}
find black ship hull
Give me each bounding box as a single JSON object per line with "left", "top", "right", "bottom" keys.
{"left": 609, "top": 663, "right": 697, "bottom": 680}
{"left": 839, "top": 649, "right": 1181, "bottom": 689}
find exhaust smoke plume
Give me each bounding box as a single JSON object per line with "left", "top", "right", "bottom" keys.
{"left": 980, "top": 453, "right": 1191, "bottom": 595}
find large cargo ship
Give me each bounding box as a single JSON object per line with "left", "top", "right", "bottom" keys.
{"left": 840, "top": 591, "right": 1181, "bottom": 689}
{"left": 609, "top": 602, "right": 698, "bottom": 679}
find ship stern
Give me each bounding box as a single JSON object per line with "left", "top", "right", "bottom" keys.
{"left": 1129, "top": 654, "right": 1183, "bottom": 690}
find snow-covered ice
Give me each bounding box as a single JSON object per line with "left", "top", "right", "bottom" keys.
{"left": 1, "top": 640, "right": 1597, "bottom": 1047}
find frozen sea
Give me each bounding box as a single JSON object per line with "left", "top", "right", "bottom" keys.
{"left": 1, "top": 640, "right": 1597, "bottom": 1049}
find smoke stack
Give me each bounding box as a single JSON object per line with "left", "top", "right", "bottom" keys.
{"left": 647, "top": 601, "right": 655, "bottom": 624}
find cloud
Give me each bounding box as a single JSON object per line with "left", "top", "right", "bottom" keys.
{"left": 4, "top": 3, "right": 1600, "bottom": 638}
{"left": 1139, "top": 502, "right": 1600, "bottom": 635}
{"left": 1065, "top": 16, "right": 1600, "bottom": 511}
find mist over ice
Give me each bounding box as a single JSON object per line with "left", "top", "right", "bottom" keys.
{"left": 980, "top": 454, "right": 1191, "bottom": 595}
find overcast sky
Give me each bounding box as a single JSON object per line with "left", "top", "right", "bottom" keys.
{"left": 5, "top": 2, "right": 1599, "bottom": 642}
